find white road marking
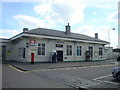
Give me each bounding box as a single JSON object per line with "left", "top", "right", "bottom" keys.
{"left": 94, "top": 79, "right": 118, "bottom": 85}
{"left": 93, "top": 74, "right": 112, "bottom": 80}
{"left": 93, "top": 74, "right": 119, "bottom": 85}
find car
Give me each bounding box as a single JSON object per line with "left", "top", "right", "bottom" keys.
{"left": 112, "top": 67, "right": 120, "bottom": 81}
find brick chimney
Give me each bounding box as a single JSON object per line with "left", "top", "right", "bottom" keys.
{"left": 95, "top": 33, "right": 98, "bottom": 39}
{"left": 23, "top": 28, "right": 28, "bottom": 32}
{"left": 65, "top": 23, "right": 71, "bottom": 34}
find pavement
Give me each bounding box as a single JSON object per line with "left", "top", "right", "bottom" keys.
{"left": 3, "top": 59, "right": 118, "bottom": 71}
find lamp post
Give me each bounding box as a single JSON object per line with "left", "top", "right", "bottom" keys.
{"left": 108, "top": 28, "right": 115, "bottom": 60}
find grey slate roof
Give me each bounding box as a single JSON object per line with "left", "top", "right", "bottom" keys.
{"left": 23, "top": 28, "right": 108, "bottom": 43}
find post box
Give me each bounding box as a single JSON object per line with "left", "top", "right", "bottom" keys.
{"left": 31, "top": 53, "right": 34, "bottom": 64}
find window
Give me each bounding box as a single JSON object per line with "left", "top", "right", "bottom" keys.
{"left": 99, "top": 47, "right": 103, "bottom": 56}
{"left": 89, "top": 46, "right": 93, "bottom": 56}
{"left": 66, "top": 45, "right": 72, "bottom": 56}
{"left": 77, "top": 46, "right": 82, "bottom": 56}
{"left": 56, "top": 44, "right": 63, "bottom": 47}
{"left": 38, "top": 43, "right": 45, "bottom": 55}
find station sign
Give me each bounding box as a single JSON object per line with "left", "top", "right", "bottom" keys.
{"left": 29, "top": 39, "right": 36, "bottom": 46}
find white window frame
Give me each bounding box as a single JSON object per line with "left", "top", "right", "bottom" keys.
{"left": 77, "top": 46, "right": 82, "bottom": 56}
{"left": 99, "top": 47, "right": 103, "bottom": 56}
{"left": 89, "top": 46, "right": 93, "bottom": 56}
{"left": 38, "top": 43, "right": 45, "bottom": 56}
{"left": 66, "top": 45, "right": 72, "bottom": 56}
{"left": 56, "top": 43, "right": 63, "bottom": 48}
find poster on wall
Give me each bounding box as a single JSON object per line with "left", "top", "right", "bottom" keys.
{"left": 29, "top": 39, "right": 36, "bottom": 46}
{"left": 94, "top": 51, "right": 98, "bottom": 57}
{"left": 7, "top": 50, "right": 11, "bottom": 55}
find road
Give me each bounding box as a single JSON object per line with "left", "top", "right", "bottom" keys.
{"left": 2, "top": 63, "right": 119, "bottom": 89}
{"left": 2, "top": 64, "right": 70, "bottom": 88}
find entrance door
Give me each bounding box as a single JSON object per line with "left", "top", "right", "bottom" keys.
{"left": 57, "top": 51, "right": 63, "bottom": 62}
{"left": 2, "top": 46, "right": 6, "bottom": 61}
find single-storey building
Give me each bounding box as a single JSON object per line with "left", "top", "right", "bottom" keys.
{"left": 1, "top": 24, "right": 109, "bottom": 63}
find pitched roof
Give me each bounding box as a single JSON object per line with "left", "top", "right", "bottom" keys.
{"left": 23, "top": 27, "right": 108, "bottom": 43}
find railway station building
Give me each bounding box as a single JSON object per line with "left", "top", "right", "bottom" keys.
{"left": 0, "top": 24, "right": 109, "bottom": 63}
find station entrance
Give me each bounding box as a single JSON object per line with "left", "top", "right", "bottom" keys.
{"left": 57, "top": 51, "right": 63, "bottom": 62}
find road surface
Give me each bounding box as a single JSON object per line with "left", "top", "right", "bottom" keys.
{"left": 2, "top": 63, "right": 119, "bottom": 89}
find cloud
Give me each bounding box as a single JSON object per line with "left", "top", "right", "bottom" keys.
{"left": 1, "top": 0, "right": 44, "bottom": 2}
{"left": 97, "top": 26, "right": 118, "bottom": 46}
{"left": 73, "top": 25, "right": 118, "bottom": 48}
{"left": 14, "top": 15, "right": 45, "bottom": 28}
{"left": 13, "top": 0, "right": 87, "bottom": 30}
{"left": 73, "top": 25, "right": 95, "bottom": 36}
{"left": 34, "top": 0, "right": 87, "bottom": 25}
{"left": 14, "top": 15, "right": 56, "bottom": 29}
{"left": 9, "top": 0, "right": 118, "bottom": 48}
{"left": 1, "top": 0, "right": 119, "bottom": 3}
{"left": 92, "top": 12, "right": 96, "bottom": 15}
{"left": 0, "top": 29, "right": 21, "bottom": 38}
{"left": 13, "top": 0, "right": 118, "bottom": 30}
{"left": 108, "top": 11, "right": 118, "bottom": 22}
{"left": 83, "top": 0, "right": 119, "bottom": 9}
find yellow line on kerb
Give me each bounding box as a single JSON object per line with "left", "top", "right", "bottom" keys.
{"left": 8, "top": 65, "right": 30, "bottom": 73}
{"left": 7, "top": 64, "right": 116, "bottom": 73}
{"left": 29, "top": 64, "right": 116, "bottom": 72}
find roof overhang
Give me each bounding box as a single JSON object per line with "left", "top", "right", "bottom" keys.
{"left": 10, "top": 33, "right": 109, "bottom": 45}
{"left": 0, "top": 38, "right": 10, "bottom": 43}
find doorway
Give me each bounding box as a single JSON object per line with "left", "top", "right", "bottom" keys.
{"left": 57, "top": 51, "right": 63, "bottom": 62}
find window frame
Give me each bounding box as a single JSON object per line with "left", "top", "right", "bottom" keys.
{"left": 66, "top": 45, "right": 72, "bottom": 56}
{"left": 99, "top": 47, "right": 103, "bottom": 56}
{"left": 56, "top": 44, "right": 63, "bottom": 48}
{"left": 89, "top": 46, "right": 93, "bottom": 57}
{"left": 38, "top": 43, "right": 45, "bottom": 56}
{"left": 77, "top": 46, "right": 82, "bottom": 56}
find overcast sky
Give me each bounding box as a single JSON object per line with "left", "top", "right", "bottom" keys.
{"left": 0, "top": 0, "right": 119, "bottom": 48}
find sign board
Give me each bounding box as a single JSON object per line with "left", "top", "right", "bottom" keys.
{"left": 29, "top": 39, "right": 36, "bottom": 46}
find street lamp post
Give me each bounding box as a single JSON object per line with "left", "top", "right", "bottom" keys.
{"left": 108, "top": 28, "right": 115, "bottom": 60}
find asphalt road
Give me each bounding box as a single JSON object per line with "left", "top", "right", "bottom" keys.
{"left": 2, "top": 64, "right": 70, "bottom": 88}
{"left": 49, "top": 64, "right": 116, "bottom": 80}
{"left": 2, "top": 63, "right": 120, "bottom": 89}
{"left": 32, "top": 64, "right": 119, "bottom": 89}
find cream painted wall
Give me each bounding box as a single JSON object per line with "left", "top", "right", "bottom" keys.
{"left": 1, "top": 37, "right": 109, "bottom": 62}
